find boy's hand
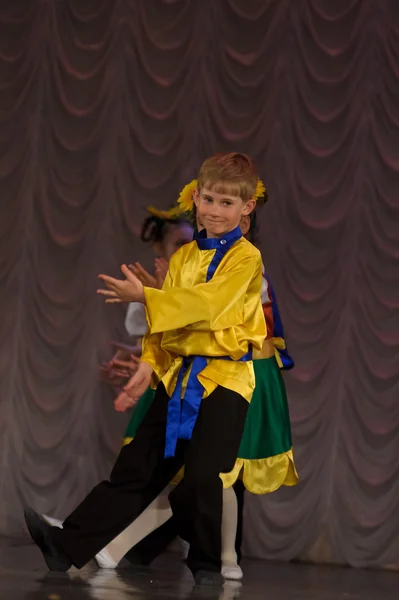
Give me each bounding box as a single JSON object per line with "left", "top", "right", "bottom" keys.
{"left": 97, "top": 265, "right": 144, "bottom": 304}
{"left": 114, "top": 361, "right": 153, "bottom": 412}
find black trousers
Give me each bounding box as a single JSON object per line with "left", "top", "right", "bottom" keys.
{"left": 126, "top": 480, "right": 246, "bottom": 566}
{"left": 52, "top": 383, "right": 248, "bottom": 574}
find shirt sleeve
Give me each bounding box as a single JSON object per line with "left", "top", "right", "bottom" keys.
{"left": 143, "top": 251, "right": 263, "bottom": 334}
{"left": 140, "top": 268, "right": 174, "bottom": 384}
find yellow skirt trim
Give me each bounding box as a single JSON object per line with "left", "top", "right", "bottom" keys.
{"left": 168, "top": 449, "right": 298, "bottom": 494}
{"left": 220, "top": 448, "right": 299, "bottom": 495}
{"left": 123, "top": 438, "right": 298, "bottom": 495}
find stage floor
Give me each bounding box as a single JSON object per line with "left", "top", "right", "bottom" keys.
{"left": 1, "top": 536, "right": 398, "bottom": 600}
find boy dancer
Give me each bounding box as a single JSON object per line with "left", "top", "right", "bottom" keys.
{"left": 93, "top": 199, "right": 298, "bottom": 579}
{"left": 24, "top": 152, "right": 266, "bottom": 587}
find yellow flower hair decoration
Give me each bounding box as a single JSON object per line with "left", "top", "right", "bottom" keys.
{"left": 255, "top": 179, "right": 266, "bottom": 201}
{"left": 177, "top": 179, "right": 198, "bottom": 214}
{"left": 147, "top": 205, "right": 182, "bottom": 220}
{"left": 177, "top": 178, "right": 266, "bottom": 213}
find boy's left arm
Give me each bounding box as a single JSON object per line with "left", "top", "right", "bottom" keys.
{"left": 140, "top": 267, "right": 174, "bottom": 386}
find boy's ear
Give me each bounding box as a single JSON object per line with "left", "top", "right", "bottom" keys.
{"left": 240, "top": 215, "right": 251, "bottom": 236}
{"left": 242, "top": 198, "right": 256, "bottom": 216}
{"left": 193, "top": 188, "right": 200, "bottom": 207}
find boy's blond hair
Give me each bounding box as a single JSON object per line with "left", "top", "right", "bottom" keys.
{"left": 198, "top": 152, "right": 258, "bottom": 201}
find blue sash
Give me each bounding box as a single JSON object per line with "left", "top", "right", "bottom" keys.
{"left": 164, "top": 226, "right": 252, "bottom": 458}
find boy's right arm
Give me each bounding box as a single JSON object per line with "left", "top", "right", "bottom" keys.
{"left": 144, "top": 251, "right": 262, "bottom": 334}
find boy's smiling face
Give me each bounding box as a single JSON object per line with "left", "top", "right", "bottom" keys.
{"left": 194, "top": 186, "right": 255, "bottom": 239}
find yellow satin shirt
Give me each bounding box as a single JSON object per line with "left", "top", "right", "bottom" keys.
{"left": 141, "top": 237, "right": 266, "bottom": 402}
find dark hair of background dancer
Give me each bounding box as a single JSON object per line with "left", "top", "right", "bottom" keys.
{"left": 140, "top": 208, "right": 194, "bottom": 262}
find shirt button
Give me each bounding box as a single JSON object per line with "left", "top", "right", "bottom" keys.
{"left": 220, "top": 239, "right": 226, "bottom": 245}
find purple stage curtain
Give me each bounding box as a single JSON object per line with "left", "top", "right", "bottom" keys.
{"left": 0, "top": 0, "right": 398, "bottom": 568}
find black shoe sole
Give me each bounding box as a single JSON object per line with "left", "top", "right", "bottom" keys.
{"left": 24, "top": 507, "right": 71, "bottom": 572}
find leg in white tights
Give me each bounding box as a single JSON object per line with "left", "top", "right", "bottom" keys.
{"left": 99, "top": 485, "right": 243, "bottom": 578}
{"left": 43, "top": 485, "right": 174, "bottom": 569}
{"left": 220, "top": 486, "right": 243, "bottom": 580}
{"left": 96, "top": 484, "right": 174, "bottom": 567}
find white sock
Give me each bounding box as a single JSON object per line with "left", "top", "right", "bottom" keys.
{"left": 95, "top": 548, "right": 118, "bottom": 569}
{"left": 222, "top": 563, "right": 243, "bottom": 580}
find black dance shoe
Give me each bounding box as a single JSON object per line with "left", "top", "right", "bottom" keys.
{"left": 24, "top": 507, "right": 72, "bottom": 572}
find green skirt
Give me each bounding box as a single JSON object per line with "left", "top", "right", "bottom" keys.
{"left": 220, "top": 356, "right": 298, "bottom": 494}
{"left": 123, "top": 356, "right": 298, "bottom": 494}
{"left": 239, "top": 357, "right": 292, "bottom": 458}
